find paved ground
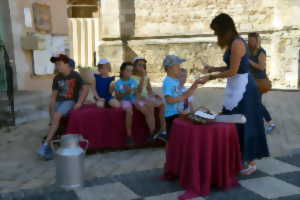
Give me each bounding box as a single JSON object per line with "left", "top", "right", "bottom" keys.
{"left": 1, "top": 155, "right": 300, "bottom": 200}
{"left": 0, "top": 120, "right": 300, "bottom": 200}
{"left": 1, "top": 89, "right": 300, "bottom": 199}
{"left": 0, "top": 120, "right": 165, "bottom": 194}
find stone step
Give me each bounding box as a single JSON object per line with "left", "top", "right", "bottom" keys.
{"left": 15, "top": 110, "right": 48, "bottom": 125}
{"left": 13, "top": 91, "right": 50, "bottom": 125}
{"left": 0, "top": 92, "right": 14, "bottom": 127}
{"left": 0, "top": 91, "right": 51, "bottom": 126}
{"left": 14, "top": 91, "right": 50, "bottom": 109}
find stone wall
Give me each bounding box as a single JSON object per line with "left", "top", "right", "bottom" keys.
{"left": 8, "top": 0, "right": 69, "bottom": 90}
{"left": 133, "top": 0, "right": 275, "bottom": 37}
{"left": 99, "top": 0, "right": 300, "bottom": 89}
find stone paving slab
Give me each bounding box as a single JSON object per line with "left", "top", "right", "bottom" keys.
{"left": 1, "top": 155, "right": 300, "bottom": 200}
{"left": 256, "top": 158, "right": 300, "bottom": 175}
{"left": 75, "top": 182, "right": 140, "bottom": 200}
{"left": 240, "top": 177, "right": 300, "bottom": 199}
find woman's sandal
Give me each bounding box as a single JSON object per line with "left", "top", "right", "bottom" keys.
{"left": 240, "top": 165, "right": 257, "bottom": 176}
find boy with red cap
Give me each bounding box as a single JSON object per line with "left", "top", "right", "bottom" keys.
{"left": 37, "top": 54, "right": 89, "bottom": 160}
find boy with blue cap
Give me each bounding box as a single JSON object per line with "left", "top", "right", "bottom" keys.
{"left": 157, "top": 55, "right": 203, "bottom": 142}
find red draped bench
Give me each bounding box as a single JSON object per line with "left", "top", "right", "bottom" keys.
{"left": 66, "top": 104, "right": 162, "bottom": 150}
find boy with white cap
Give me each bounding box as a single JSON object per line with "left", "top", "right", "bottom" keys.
{"left": 157, "top": 55, "right": 203, "bottom": 142}
{"left": 92, "top": 58, "right": 120, "bottom": 108}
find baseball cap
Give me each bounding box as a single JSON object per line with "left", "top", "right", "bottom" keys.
{"left": 68, "top": 58, "right": 76, "bottom": 68}
{"left": 50, "top": 54, "right": 76, "bottom": 68}
{"left": 163, "top": 55, "right": 186, "bottom": 68}
{"left": 98, "top": 58, "right": 110, "bottom": 65}
{"left": 132, "top": 56, "right": 147, "bottom": 63}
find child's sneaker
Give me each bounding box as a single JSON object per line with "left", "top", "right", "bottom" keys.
{"left": 153, "top": 130, "right": 166, "bottom": 140}
{"left": 37, "top": 143, "right": 54, "bottom": 160}
{"left": 266, "top": 124, "right": 276, "bottom": 134}
{"left": 157, "top": 132, "right": 168, "bottom": 143}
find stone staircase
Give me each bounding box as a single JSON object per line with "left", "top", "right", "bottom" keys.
{"left": 0, "top": 91, "right": 50, "bottom": 127}
{"left": 0, "top": 91, "right": 12, "bottom": 127}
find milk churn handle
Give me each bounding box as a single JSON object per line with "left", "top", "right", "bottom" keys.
{"left": 50, "top": 139, "right": 61, "bottom": 153}
{"left": 81, "top": 138, "right": 89, "bottom": 153}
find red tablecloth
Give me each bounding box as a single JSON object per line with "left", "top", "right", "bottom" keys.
{"left": 163, "top": 118, "right": 242, "bottom": 199}
{"left": 66, "top": 104, "right": 160, "bottom": 149}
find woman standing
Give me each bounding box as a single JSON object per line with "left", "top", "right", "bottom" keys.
{"left": 248, "top": 32, "right": 276, "bottom": 133}
{"left": 199, "top": 13, "right": 269, "bottom": 175}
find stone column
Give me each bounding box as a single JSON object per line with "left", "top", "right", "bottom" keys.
{"left": 98, "top": 0, "right": 122, "bottom": 73}
{"left": 98, "top": 0, "right": 136, "bottom": 73}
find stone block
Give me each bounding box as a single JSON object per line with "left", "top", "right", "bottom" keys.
{"left": 98, "top": 41, "right": 125, "bottom": 73}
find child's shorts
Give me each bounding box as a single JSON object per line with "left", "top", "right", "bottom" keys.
{"left": 55, "top": 100, "right": 76, "bottom": 116}
{"left": 121, "top": 100, "right": 133, "bottom": 109}
{"left": 121, "top": 99, "right": 146, "bottom": 109}
{"left": 134, "top": 99, "right": 146, "bottom": 107}
{"left": 147, "top": 96, "right": 163, "bottom": 107}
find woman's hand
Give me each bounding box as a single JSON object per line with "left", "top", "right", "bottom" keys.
{"left": 248, "top": 59, "right": 255, "bottom": 66}
{"left": 201, "top": 65, "right": 215, "bottom": 74}
{"left": 197, "top": 76, "right": 210, "bottom": 84}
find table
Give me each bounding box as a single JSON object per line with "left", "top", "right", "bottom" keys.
{"left": 163, "top": 118, "right": 242, "bottom": 199}
{"left": 66, "top": 104, "right": 161, "bottom": 150}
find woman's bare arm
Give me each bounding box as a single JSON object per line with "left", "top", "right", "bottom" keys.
{"left": 209, "top": 39, "right": 245, "bottom": 80}
{"left": 249, "top": 52, "right": 266, "bottom": 71}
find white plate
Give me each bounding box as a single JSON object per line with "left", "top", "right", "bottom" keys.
{"left": 194, "top": 110, "right": 217, "bottom": 120}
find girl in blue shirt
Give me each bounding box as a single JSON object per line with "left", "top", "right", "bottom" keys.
{"left": 115, "top": 62, "right": 156, "bottom": 145}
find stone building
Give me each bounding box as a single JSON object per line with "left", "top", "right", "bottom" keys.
{"left": 98, "top": 0, "right": 300, "bottom": 89}
{"left": 1, "top": 0, "right": 300, "bottom": 91}
{"left": 0, "top": 0, "right": 69, "bottom": 91}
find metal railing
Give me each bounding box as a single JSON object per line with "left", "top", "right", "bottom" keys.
{"left": 0, "top": 39, "right": 15, "bottom": 125}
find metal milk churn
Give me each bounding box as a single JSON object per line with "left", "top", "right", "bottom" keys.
{"left": 53, "top": 134, "right": 89, "bottom": 189}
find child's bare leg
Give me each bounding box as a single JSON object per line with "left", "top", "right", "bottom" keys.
{"left": 109, "top": 99, "right": 121, "bottom": 108}
{"left": 124, "top": 107, "right": 133, "bottom": 137}
{"left": 158, "top": 103, "right": 166, "bottom": 131}
{"left": 136, "top": 102, "right": 155, "bottom": 133}
{"left": 45, "top": 112, "right": 62, "bottom": 144}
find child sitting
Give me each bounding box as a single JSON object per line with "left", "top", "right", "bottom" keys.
{"left": 178, "top": 68, "right": 194, "bottom": 114}
{"left": 132, "top": 56, "right": 166, "bottom": 139}
{"left": 92, "top": 58, "right": 120, "bottom": 108}
{"left": 114, "top": 62, "right": 139, "bottom": 145}
{"left": 157, "top": 55, "right": 202, "bottom": 142}
{"left": 38, "top": 54, "right": 89, "bottom": 160}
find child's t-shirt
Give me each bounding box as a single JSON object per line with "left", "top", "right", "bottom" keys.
{"left": 115, "top": 78, "right": 138, "bottom": 101}
{"left": 94, "top": 74, "right": 115, "bottom": 101}
{"left": 163, "top": 76, "right": 184, "bottom": 117}
{"left": 131, "top": 75, "right": 149, "bottom": 97}
{"left": 52, "top": 71, "right": 84, "bottom": 102}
